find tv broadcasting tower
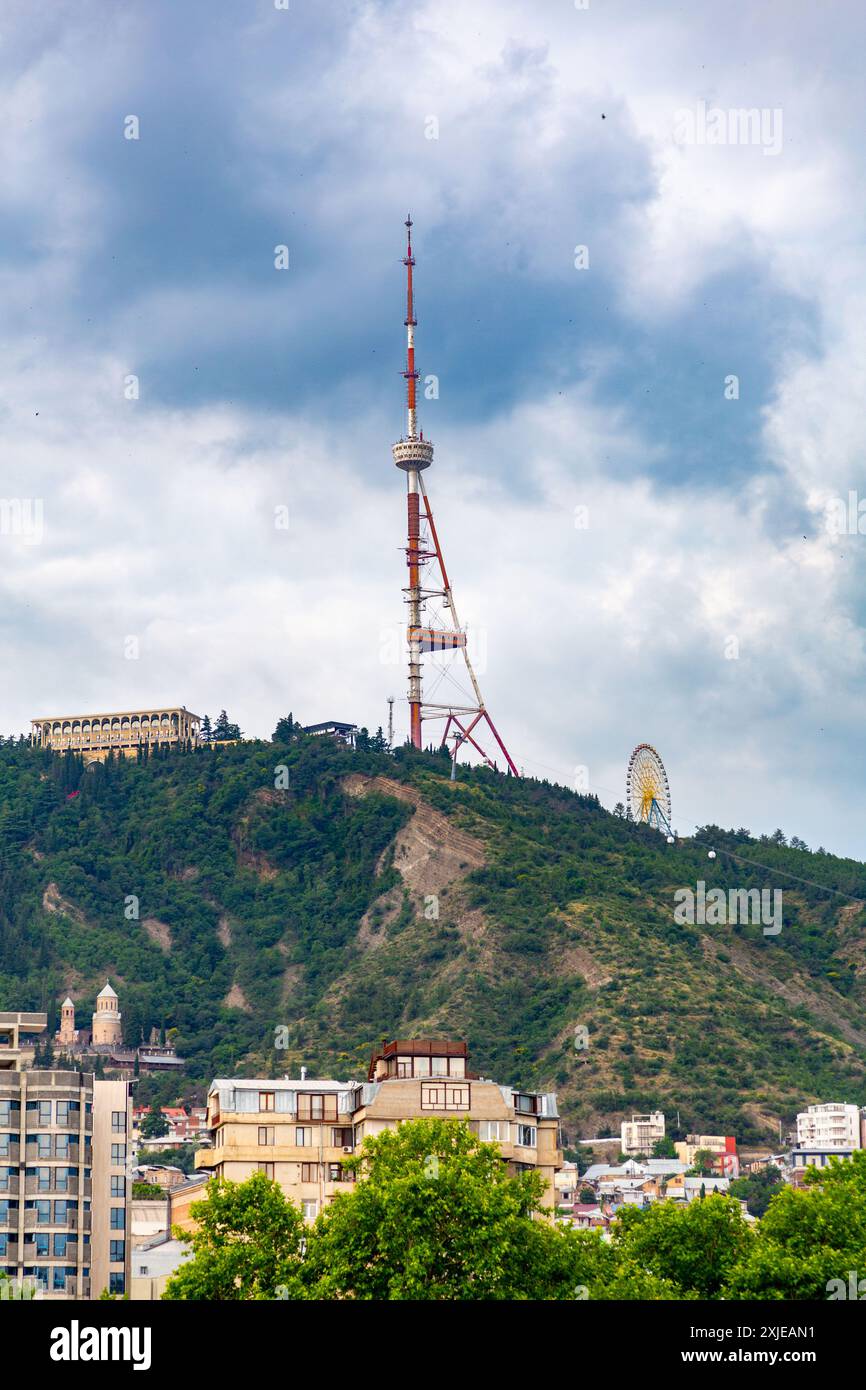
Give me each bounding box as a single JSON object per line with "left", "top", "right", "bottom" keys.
{"left": 391, "top": 216, "right": 519, "bottom": 776}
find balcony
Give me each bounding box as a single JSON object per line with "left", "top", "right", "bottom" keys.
{"left": 24, "top": 1207, "right": 88, "bottom": 1232}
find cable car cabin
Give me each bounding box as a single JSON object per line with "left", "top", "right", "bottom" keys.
{"left": 408, "top": 627, "right": 467, "bottom": 652}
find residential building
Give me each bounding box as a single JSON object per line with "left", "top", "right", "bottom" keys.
{"left": 788, "top": 1146, "right": 855, "bottom": 1183}
{"left": 133, "top": 1164, "right": 187, "bottom": 1190}
{"left": 30, "top": 706, "right": 201, "bottom": 762}
{"left": 675, "top": 1134, "right": 740, "bottom": 1178}
{"left": 199, "top": 1038, "right": 562, "bottom": 1218}
{"left": 130, "top": 1233, "right": 191, "bottom": 1300}
{"left": 796, "top": 1103, "right": 861, "bottom": 1151}
{"left": 620, "top": 1111, "right": 665, "bottom": 1156}
{"left": 169, "top": 1175, "right": 210, "bottom": 1235}
{"left": 0, "top": 1067, "right": 132, "bottom": 1299}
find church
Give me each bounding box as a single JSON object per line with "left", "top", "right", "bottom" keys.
{"left": 54, "top": 983, "right": 185, "bottom": 1073}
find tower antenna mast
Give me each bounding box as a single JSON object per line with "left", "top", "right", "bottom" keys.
{"left": 391, "top": 216, "right": 518, "bottom": 776}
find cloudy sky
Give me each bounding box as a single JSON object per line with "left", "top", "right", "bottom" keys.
{"left": 1, "top": 0, "right": 864, "bottom": 855}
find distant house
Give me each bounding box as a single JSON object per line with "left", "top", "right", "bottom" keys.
{"left": 302, "top": 720, "right": 358, "bottom": 747}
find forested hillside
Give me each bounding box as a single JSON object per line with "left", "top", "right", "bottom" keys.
{"left": 1, "top": 732, "right": 865, "bottom": 1146}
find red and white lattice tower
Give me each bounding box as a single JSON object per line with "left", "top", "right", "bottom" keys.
{"left": 391, "top": 216, "right": 519, "bottom": 776}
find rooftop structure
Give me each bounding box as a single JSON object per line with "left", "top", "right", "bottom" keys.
{"left": 0, "top": 1013, "right": 47, "bottom": 1071}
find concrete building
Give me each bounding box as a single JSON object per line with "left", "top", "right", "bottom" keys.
{"left": 91, "top": 984, "right": 122, "bottom": 1048}
{"left": 0, "top": 1013, "right": 47, "bottom": 1071}
{"left": 796, "top": 1103, "right": 861, "bottom": 1151}
{"left": 199, "top": 1038, "right": 562, "bottom": 1218}
{"left": 675, "top": 1134, "right": 740, "bottom": 1178}
{"left": 0, "top": 1068, "right": 132, "bottom": 1299}
{"left": 30, "top": 706, "right": 201, "bottom": 763}
{"left": 621, "top": 1111, "right": 665, "bottom": 1157}
{"left": 130, "top": 1234, "right": 191, "bottom": 1300}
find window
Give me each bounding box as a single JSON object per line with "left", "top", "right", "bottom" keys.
{"left": 420, "top": 1082, "right": 470, "bottom": 1112}
{"left": 300, "top": 1163, "right": 318, "bottom": 1183}
{"left": 0, "top": 1135, "right": 11, "bottom": 1158}
{"left": 110, "top": 1144, "right": 126, "bottom": 1166}
{"left": 110, "top": 1176, "right": 125, "bottom": 1199}
{"left": 110, "top": 1207, "right": 125, "bottom": 1231}
{"left": 111, "top": 1111, "right": 125, "bottom": 1133}
{"left": 54, "top": 1201, "right": 72, "bottom": 1222}
{"left": 327, "top": 1163, "right": 343, "bottom": 1183}
{"left": 257, "top": 1163, "right": 274, "bottom": 1179}
{"left": 516, "top": 1124, "right": 537, "bottom": 1148}
{"left": 53, "top": 1232, "right": 73, "bottom": 1258}
{"left": 32, "top": 1233, "right": 49, "bottom": 1257}
{"left": 57, "top": 1101, "right": 77, "bottom": 1126}
{"left": 55, "top": 1135, "right": 70, "bottom": 1159}
{"left": 36, "top": 1101, "right": 52, "bottom": 1126}
{"left": 110, "top": 1239, "right": 125, "bottom": 1263}
{"left": 258, "top": 1092, "right": 275, "bottom": 1112}
{"left": 295, "top": 1127, "right": 312, "bottom": 1147}
{"left": 513, "top": 1093, "right": 539, "bottom": 1116}
{"left": 479, "top": 1121, "right": 510, "bottom": 1143}
{"left": 257, "top": 1127, "right": 275, "bottom": 1147}
{"left": 33, "top": 1200, "right": 50, "bottom": 1224}
{"left": 431, "top": 1056, "right": 448, "bottom": 1076}
{"left": 302, "top": 1200, "right": 317, "bottom": 1223}
{"left": 298, "top": 1093, "right": 337, "bottom": 1121}
{"left": 109, "top": 1273, "right": 125, "bottom": 1296}
{"left": 332, "top": 1127, "right": 354, "bottom": 1148}
{"left": 36, "top": 1135, "right": 52, "bottom": 1159}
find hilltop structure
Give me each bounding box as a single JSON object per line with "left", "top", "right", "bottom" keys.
{"left": 391, "top": 217, "right": 517, "bottom": 775}
{"left": 53, "top": 987, "right": 186, "bottom": 1074}
{"left": 30, "top": 706, "right": 201, "bottom": 763}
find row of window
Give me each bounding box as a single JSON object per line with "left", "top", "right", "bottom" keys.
{"left": 0, "top": 1135, "right": 91, "bottom": 1159}
{"left": 256, "top": 1126, "right": 354, "bottom": 1148}
{"left": 256, "top": 1162, "right": 346, "bottom": 1183}
{"left": 0, "top": 1100, "right": 92, "bottom": 1127}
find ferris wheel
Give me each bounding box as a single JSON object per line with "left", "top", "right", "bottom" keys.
{"left": 626, "top": 744, "right": 672, "bottom": 835}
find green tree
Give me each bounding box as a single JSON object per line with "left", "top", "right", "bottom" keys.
{"left": 725, "top": 1151, "right": 866, "bottom": 1300}
{"left": 140, "top": 1109, "right": 170, "bottom": 1140}
{"left": 612, "top": 1194, "right": 753, "bottom": 1299}
{"left": 162, "top": 1173, "right": 305, "bottom": 1300}
{"left": 652, "top": 1137, "right": 677, "bottom": 1159}
{"left": 272, "top": 714, "right": 295, "bottom": 743}
{"left": 727, "top": 1164, "right": 784, "bottom": 1218}
{"left": 302, "top": 1117, "right": 597, "bottom": 1301}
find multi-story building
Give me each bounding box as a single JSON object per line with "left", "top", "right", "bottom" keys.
{"left": 199, "top": 1039, "right": 562, "bottom": 1218}
{"left": 675, "top": 1134, "right": 740, "bottom": 1178}
{"left": 796, "top": 1102, "right": 861, "bottom": 1151}
{"left": 0, "top": 1068, "right": 132, "bottom": 1299}
{"left": 30, "top": 706, "right": 201, "bottom": 763}
{"left": 621, "top": 1111, "right": 665, "bottom": 1157}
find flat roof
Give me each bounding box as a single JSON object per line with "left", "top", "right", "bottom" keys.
{"left": 32, "top": 706, "right": 200, "bottom": 721}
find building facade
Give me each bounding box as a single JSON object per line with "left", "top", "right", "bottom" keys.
{"left": 0, "top": 1013, "right": 47, "bottom": 1072}
{"left": 621, "top": 1111, "right": 666, "bottom": 1156}
{"left": 796, "top": 1103, "right": 862, "bottom": 1151}
{"left": 30, "top": 706, "right": 201, "bottom": 763}
{"left": 199, "top": 1039, "right": 562, "bottom": 1218}
{"left": 0, "top": 1068, "right": 132, "bottom": 1299}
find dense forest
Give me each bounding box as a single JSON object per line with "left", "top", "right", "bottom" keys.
{"left": 1, "top": 728, "right": 865, "bottom": 1146}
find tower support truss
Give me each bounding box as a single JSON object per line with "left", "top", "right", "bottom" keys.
{"left": 391, "top": 217, "right": 518, "bottom": 777}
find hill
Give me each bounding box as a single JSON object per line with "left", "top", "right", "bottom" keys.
{"left": 1, "top": 733, "right": 865, "bottom": 1145}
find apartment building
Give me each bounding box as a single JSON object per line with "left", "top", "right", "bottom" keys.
{"left": 796, "top": 1102, "right": 862, "bottom": 1151}
{"left": 674, "top": 1134, "right": 740, "bottom": 1178}
{"left": 199, "top": 1038, "right": 562, "bottom": 1218}
{"left": 0, "top": 1068, "right": 132, "bottom": 1298}
{"left": 621, "top": 1111, "right": 665, "bottom": 1157}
